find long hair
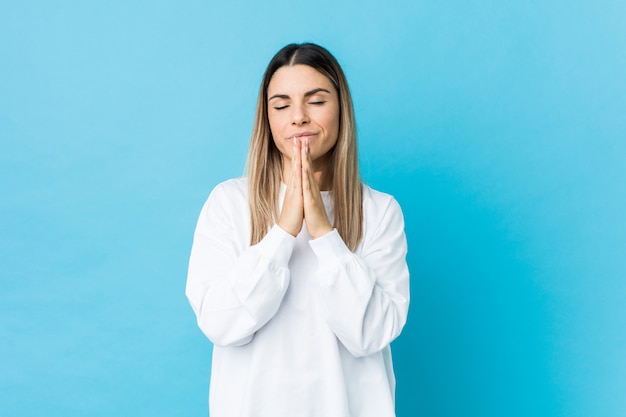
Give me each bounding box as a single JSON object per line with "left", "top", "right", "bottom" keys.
{"left": 246, "top": 43, "right": 363, "bottom": 251}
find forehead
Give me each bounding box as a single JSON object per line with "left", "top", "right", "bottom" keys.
{"left": 267, "top": 65, "right": 335, "bottom": 95}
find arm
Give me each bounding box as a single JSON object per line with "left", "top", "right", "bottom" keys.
{"left": 309, "top": 196, "right": 410, "bottom": 357}
{"left": 185, "top": 183, "right": 295, "bottom": 347}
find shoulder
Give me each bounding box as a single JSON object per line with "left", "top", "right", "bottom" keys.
{"left": 360, "top": 184, "right": 405, "bottom": 244}
{"left": 194, "top": 178, "right": 251, "bottom": 237}
{"left": 361, "top": 183, "right": 402, "bottom": 217}
{"left": 209, "top": 177, "right": 248, "bottom": 199}
{"left": 203, "top": 177, "right": 249, "bottom": 212}
{"left": 210, "top": 177, "right": 248, "bottom": 196}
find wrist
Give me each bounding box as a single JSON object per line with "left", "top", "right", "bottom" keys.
{"left": 277, "top": 219, "right": 301, "bottom": 237}
{"left": 310, "top": 225, "right": 333, "bottom": 240}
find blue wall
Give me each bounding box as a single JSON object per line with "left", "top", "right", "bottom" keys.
{"left": 1, "top": 1, "right": 625, "bottom": 416}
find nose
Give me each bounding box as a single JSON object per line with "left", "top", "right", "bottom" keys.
{"left": 291, "top": 103, "right": 309, "bottom": 126}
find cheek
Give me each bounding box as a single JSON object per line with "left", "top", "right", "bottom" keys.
{"left": 321, "top": 109, "right": 340, "bottom": 137}
{"left": 269, "top": 123, "right": 290, "bottom": 157}
{"left": 268, "top": 116, "right": 278, "bottom": 137}
{"left": 268, "top": 112, "right": 288, "bottom": 138}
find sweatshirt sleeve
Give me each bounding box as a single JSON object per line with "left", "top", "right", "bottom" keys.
{"left": 185, "top": 183, "right": 295, "bottom": 347}
{"left": 309, "top": 195, "right": 410, "bottom": 358}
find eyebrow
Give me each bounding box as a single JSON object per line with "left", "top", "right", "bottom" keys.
{"left": 268, "top": 88, "right": 331, "bottom": 101}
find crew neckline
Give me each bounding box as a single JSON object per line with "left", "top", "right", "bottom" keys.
{"left": 280, "top": 182, "right": 331, "bottom": 194}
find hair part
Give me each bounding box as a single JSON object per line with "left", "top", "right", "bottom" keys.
{"left": 246, "top": 43, "right": 363, "bottom": 251}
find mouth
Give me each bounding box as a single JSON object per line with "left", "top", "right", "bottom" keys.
{"left": 290, "top": 132, "right": 318, "bottom": 140}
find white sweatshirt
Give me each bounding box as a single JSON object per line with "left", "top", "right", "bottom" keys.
{"left": 186, "top": 178, "right": 410, "bottom": 417}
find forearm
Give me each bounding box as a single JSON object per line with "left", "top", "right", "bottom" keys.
{"left": 187, "top": 221, "right": 296, "bottom": 347}
{"left": 310, "top": 229, "right": 410, "bottom": 357}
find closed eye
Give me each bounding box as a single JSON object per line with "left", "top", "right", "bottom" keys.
{"left": 273, "top": 105, "right": 289, "bottom": 110}
{"left": 309, "top": 101, "right": 326, "bottom": 105}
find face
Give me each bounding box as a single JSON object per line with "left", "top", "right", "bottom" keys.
{"left": 267, "top": 64, "right": 340, "bottom": 168}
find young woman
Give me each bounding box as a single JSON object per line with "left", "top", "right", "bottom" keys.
{"left": 186, "top": 43, "right": 410, "bottom": 417}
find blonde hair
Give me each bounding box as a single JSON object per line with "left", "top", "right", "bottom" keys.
{"left": 246, "top": 43, "right": 363, "bottom": 251}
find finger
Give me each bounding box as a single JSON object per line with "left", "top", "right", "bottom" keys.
{"left": 293, "top": 137, "right": 302, "bottom": 190}
{"left": 300, "top": 138, "right": 313, "bottom": 193}
{"left": 287, "top": 137, "right": 297, "bottom": 187}
{"left": 305, "top": 137, "right": 312, "bottom": 166}
{"left": 305, "top": 138, "right": 317, "bottom": 184}
{"left": 300, "top": 139, "right": 332, "bottom": 238}
{"left": 304, "top": 138, "right": 321, "bottom": 194}
{"left": 288, "top": 137, "right": 300, "bottom": 189}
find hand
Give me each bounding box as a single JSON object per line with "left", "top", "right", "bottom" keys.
{"left": 301, "top": 137, "right": 333, "bottom": 239}
{"left": 277, "top": 138, "right": 305, "bottom": 237}
{"left": 277, "top": 138, "right": 333, "bottom": 239}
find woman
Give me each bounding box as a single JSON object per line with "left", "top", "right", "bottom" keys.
{"left": 186, "top": 43, "right": 410, "bottom": 417}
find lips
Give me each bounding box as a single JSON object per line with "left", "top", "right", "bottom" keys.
{"left": 289, "top": 132, "right": 317, "bottom": 140}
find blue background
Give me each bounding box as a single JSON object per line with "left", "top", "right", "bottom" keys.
{"left": 1, "top": 1, "right": 625, "bottom": 416}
